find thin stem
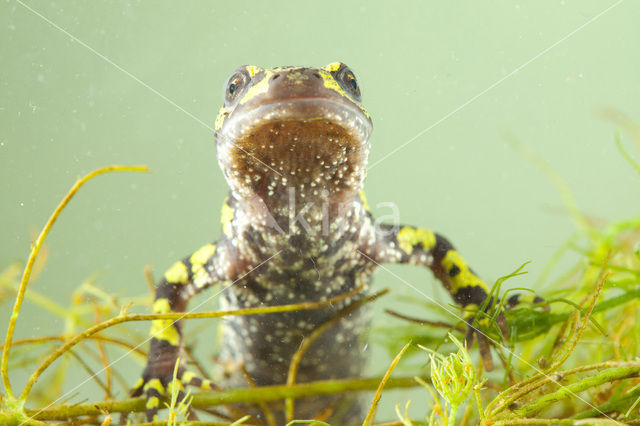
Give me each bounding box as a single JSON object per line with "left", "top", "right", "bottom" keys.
{"left": 515, "top": 365, "right": 640, "bottom": 418}
{"left": 19, "top": 283, "right": 368, "bottom": 400}
{"left": 448, "top": 403, "right": 458, "bottom": 426}
{"left": 1, "top": 165, "right": 148, "bottom": 399}
{"left": 486, "top": 268, "right": 608, "bottom": 420}
{"left": 491, "top": 419, "right": 583, "bottom": 425}
{"left": 92, "top": 303, "right": 112, "bottom": 397}
{"left": 362, "top": 341, "right": 412, "bottom": 426}
{"left": 240, "top": 365, "right": 276, "bottom": 426}
{"left": 0, "top": 334, "right": 146, "bottom": 356}
{"left": 26, "top": 376, "right": 418, "bottom": 420}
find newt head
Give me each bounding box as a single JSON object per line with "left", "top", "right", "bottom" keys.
{"left": 214, "top": 63, "right": 372, "bottom": 203}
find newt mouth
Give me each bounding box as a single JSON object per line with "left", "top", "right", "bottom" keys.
{"left": 216, "top": 98, "right": 372, "bottom": 146}
{"left": 215, "top": 99, "right": 372, "bottom": 198}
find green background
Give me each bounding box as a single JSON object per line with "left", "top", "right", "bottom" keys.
{"left": 1, "top": 0, "right": 639, "bottom": 421}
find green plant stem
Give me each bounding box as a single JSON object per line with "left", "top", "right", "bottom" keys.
{"left": 488, "top": 361, "right": 640, "bottom": 419}
{"left": 548, "top": 269, "right": 606, "bottom": 372}
{"left": 6, "top": 278, "right": 92, "bottom": 326}
{"left": 25, "top": 376, "right": 418, "bottom": 421}
{"left": 1, "top": 165, "right": 148, "bottom": 399}
{"left": 0, "top": 334, "right": 146, "bottom": 356}
{"left": 615, "top": 131, "right": 640, "bottom": 176}
{"left": 572, "top": 382, "right": 640, "bottom": 419}
{"left": 514, "top": 365, "right": 640, "bottom": 418}
{"left": 138, "top": 422, "right": 260, "bottom": 426}
{"left": 448, "top": 403, "right": 458, "bottom": 426}
{"left": 491, "top": 419, "right": 586, "bottom": 425}
{"left": 19, "top": 282, "right": 369, "bottom": 400}
{"left": 363, "top": 341, "right": 412, "bottom": 426}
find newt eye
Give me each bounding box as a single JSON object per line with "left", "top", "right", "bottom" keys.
{"left": 224, "top": 69, "right": 250, "bottom": 106}
{"left": 335, "top": 66, "right": 361, "bottom": 101}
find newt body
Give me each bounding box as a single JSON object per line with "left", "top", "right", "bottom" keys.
{"left": 134, "top": 63, "right": 496, "bottom": 424}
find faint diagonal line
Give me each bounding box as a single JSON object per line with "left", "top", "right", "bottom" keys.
{"left": 367, "top": 0, "right": 625, "bottom": 171}
{"left": 21, "top": 250, "right": 282, "bottom": 425}
{"left": 356, "top": 249, "right": 622, "bottom": 424}
{"left": 13, "top": 0, "right": 282, "bottom": 177}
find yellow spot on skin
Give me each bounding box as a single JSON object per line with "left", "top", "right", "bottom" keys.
{"left": 442, "top": 250, "right": 488, "bottom": 292}
{"left": 221, "top": 200, "right": 234, "bottom": 238}
{"left": 323, "top": 62, "right": 342, "bottom": 72}
{"left": 146, "top": 396, "right": 159, "bottom": 409}
{"left": 167, "top": 379, "right": 184, "bottom": 395}
{"left": 164, "top": 261, "right": 188, "bottom": 285}
{"left": 190, "top": 244, "right": 216, "bottom": 288}
{"left": 318, "top": 69, "right": 370, "bottom": 119}
{"left": 153, "top": 298, "right": 171, "bottom": 314}
{"left": 150, "top": 298, "right": 180, "bottom": 345}
{"left": 181, "top": 371, "right": 196, "bottom": 384}
{"left": 397, "top": 227, "right": 436, "bottom": 255}
{"left": 286, "top": 71, "right": 309, "bottom": 84}
{"left": 239, "top": 70, "right": 274, "bottom": 105}
{"left": 359, "top": 190, "right": 370, "bottom": 212}
{"left": 133, "top": 378, "right": 144, "bottom": 390}
{"left": 214, "top": 105, "right": 228, "bottom": 131}
{"left": 514, "top": 293, "right": 537, "bottom": 304}
{"left": 150, "top": 318, "right": 180, "bottom": 346}
{"left": 144, "top": 378, "right": 166, "bottom": 395}
{"left": 245, "top": 65, "right": 263, "bottom": 77}
{"left": 190, "top": 244, "right": 216, "bottom": 266}
{"left": 201, "top": 380, "right": 212, "bottom": 390}
{"left": 462, "top": 304, "right": 480, "bottom": 320}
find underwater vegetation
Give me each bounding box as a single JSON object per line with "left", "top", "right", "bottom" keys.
{"left": 1, "top": 119, "right": 640, "bottom": 425}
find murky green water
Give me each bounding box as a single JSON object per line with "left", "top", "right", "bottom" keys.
{"left": 1, "top": 1, "right": 639, "bottom": 422}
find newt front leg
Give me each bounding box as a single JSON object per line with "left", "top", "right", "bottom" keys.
{"left": 363, "top": 223, "right": 509, "bottom": 369}
{"left": 131, "top": 242, "right": 230, "bottom": 421}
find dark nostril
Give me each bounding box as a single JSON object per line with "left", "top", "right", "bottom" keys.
{"left": 272, "top": 73, "right": 281, "bottom": 81}
{"left": 313, "top": 73, "right": 321, "bottom": 79}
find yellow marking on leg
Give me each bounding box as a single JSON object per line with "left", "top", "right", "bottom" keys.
{"left": 150, "top": 319, "right": 180, "bottom": 346}
{"left": 181, "top": 371, "right": 196, "bottom": 385}
{"left": 514, "top": 293, "right": 536, "bottom": 304}
{"left": 164, "top": 261, "right": 189, "bottom": 285}
{"left": 221, "top": 199, "right": 234, "bottom": 238}
{"left": 150, "top": 299, "right": 179, "bottom": 346}
{"left": 153, "top": 298, "right": 172, "bottom": 314}
{"left": 201, "top": 379, "right": 212, "bottom": 390}
{"left": 132, "top": 378, "right": 144, "bottom": 390}
{"left": 167, "top": 379, "right": 184, "bottom": 395}
{"left": 396, "top": 227, "right": 436, "bottom": 255}
{"left": 462, "top": 303, "right": 481, "bottom": 320}
{"left": 146, "top": 396, "right": 160, "bottom": 410}
{"left": 190, "top": 244, "right": 216, "bottom": 266}
{"left": 190, "top": 244, "right": 216, "bottom": 288}
{"left": 144, "top": 378, "right": 166, "bottom": 395}
{"left": 442, "top": 250, "right": 488, "bottom": 292}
